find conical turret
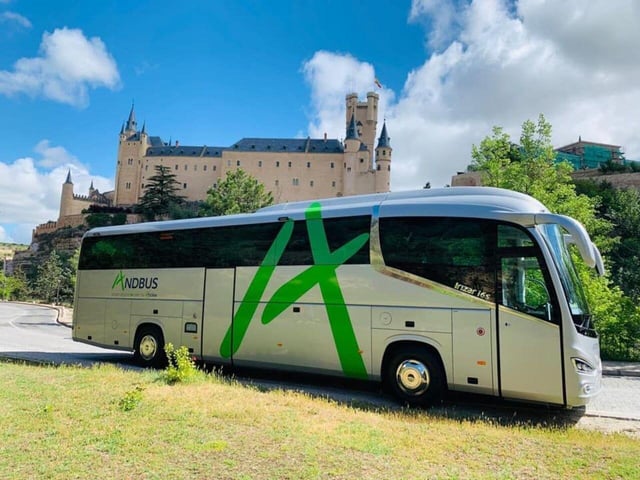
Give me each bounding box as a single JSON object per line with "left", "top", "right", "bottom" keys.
{"left": 125, "top": 103, "right": 137, "bottom": 132}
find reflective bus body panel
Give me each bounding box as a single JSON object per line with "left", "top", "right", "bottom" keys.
{"left": 72, "top": 187, "right": 602, "bottom": 407}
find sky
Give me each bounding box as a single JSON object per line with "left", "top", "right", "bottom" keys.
{"left": 1, "top": 0, "right": 640, "bottom": 245}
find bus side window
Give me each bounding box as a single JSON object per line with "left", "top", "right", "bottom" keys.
{"left": 500, "top": 256, "right": 554, "bottom": 323}
{"left": 379, "top": 217, "right": 495, "bottom": 301}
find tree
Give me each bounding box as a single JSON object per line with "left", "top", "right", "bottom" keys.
{"left": 575, "top": 180, "right": 640, "bottom": 302}
{"left": 470, "top": 114, "right": 640, "bottom": 361}
{"left": 137, "top": 165, "right": 185, "bottom": 221}
{"left": 201, "top": 169, "right": 273, "bottom": 216}
{"left": 1, "top": 268, "right": 29, "bottom": 301}
{"left": 68, "top": 248, "right": 80, "bottom": 295}
{"left": 471, "top": 115, "right": 607, "bottom": 233}
{"left": 33, "top": 250, "right": 64, "bottom": 304}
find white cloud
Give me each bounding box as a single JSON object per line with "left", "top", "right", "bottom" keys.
{"left": 0, "top": 27, "right": 120, "bottom": 107}
{"left": 0, "top": 11, "right": 32, "bottom": 28}
{"left": 0, "top": 142, "right": 113, "bottom": 244}
{"left": 0, "top": 225, "right": 14, "bottom": 243}
{"left": 302, "top": 50, "right": 395, "bottom": 140}
{"left": 303, "top": 0, "right": 640, "bottom": 190}
{"left": 34, "top": 140, "right": 83, "bottom": 169}
{"left": 409, "top": 0, "right": 466, "bottom": 51}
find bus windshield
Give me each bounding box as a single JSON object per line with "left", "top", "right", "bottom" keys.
{"left": 540, "top": 224, "right": 596, "bottom": 336}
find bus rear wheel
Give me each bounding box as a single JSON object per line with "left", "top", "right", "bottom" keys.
{"left": 134, "top": 326, "right": 166, "bottom": 368}
{"left": 385, "top": 347, "right": 445, "bottom": 407}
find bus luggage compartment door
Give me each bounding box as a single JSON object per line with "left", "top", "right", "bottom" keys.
{"left": 451, "top": 309, "right": 495, "bottom": 394}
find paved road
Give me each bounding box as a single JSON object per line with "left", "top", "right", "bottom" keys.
{"left": 0, "top": 302, "right": 136, "bottom": 368}
{"left": 1, "top": 302, "right": 639, "bottom": 434}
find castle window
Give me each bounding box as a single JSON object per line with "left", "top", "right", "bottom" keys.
{"left": 376, "top": 164, "right": 381, "bottom": 171}
{"left": 307, "top": 162, "right": 311, "bottom": 168}
{"left": 128, "top": 158, "right": 133, "bottom": 165}
{"left": 383, "top": 150, "right": 386, "bottom": 156}
{"left": 185, "top": 165, "right": 188, "bottom": 171}
{"left": 276, "top": 161, "right": 280, "bottom": 167}
{"left": 275, "top": 179, "right": 279, "bottom": 186}
{"left": 237, "top": 160, "right": 241, "bottom": 166}
{"left": 125, "top": 182, "right": 131, "bottom": 189}
{"left": 183, "top": 183, "right": 187, "bottom": 189}
{"left": 292, "top": 178, "right": 299, "bottom": 186}
{"left": 175, "top": 165, "right": 179, "bottom": 170}
{"left": 194, "top": 165, "right": 197, "bottom": 171}
{"left": 387, "top": 165, "right": 390, "bottom": 171}
{"left": 310, "top": 180, "right": 314, "bottom": 187}
{"left": 213, "top": 165, "right": 216, "bottom": 171}
{"left": 332, "top": 181, "right": 336, "bottom": 187}
{"left": 347, "top": 167, "right": 352, "bottom": 172}
{"left": 330, "top": 162, "right": 334, "bottom": 169}
{"left": 360, "top": 158, "right": 364, "bottom": 163}
{"left": 288, "top": 161, "right": 292, "bottom": 168}
{"left": 344, "top": 163, "right": 346, "bottom": 168}
{"left": 204, "top": 165, "right": 207, "bottom": 171}
{"left": 258, "top": 161, "right": 262, "bottom": 167}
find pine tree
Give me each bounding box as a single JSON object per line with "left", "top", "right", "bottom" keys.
{"left": 137, "top": 165, "right": 185, "bottom": 221}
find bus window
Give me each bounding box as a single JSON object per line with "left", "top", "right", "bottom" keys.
{"left": 279, "top": 216, "right": 370, "bottom": 266}
{"left": 379, "top": 217, "right": 495, "bottom": 301}
{"left": 500, "top": 256, "right": 554, "bottom": 322}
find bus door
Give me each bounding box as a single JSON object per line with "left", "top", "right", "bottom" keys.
{"left": 497, "top": 253, "right": 563, "bottom": 404}
{"left": 201, "top": 268, "right": 236, "bottom": 364}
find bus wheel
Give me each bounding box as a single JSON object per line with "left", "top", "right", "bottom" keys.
{"left": 134, "top": 326, "right": 166, "bottom": 368}
{"left": 385, "top": 347, "right": 445, "bottom": 407}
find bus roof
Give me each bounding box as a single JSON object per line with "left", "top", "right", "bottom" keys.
{"left": 83, "top": 187, "right": 549, "bottom": 239}
{"left": 82, "top": 186, "right": 601, "bottom": 273}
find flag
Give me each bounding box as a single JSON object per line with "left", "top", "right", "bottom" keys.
{"left": 374, "top": 77, "right": 382, "bottom": 89}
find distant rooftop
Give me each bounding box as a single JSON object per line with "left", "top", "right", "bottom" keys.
{"left": 145, "top": 137, "right": 345, "bottom": 157}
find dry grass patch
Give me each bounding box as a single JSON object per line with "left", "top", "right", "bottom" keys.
{"left": 0, "top": 361, "right": 638, "bottom": 479}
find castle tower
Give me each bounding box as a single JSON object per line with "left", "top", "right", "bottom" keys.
{"left": 59, "top": 169, "right": 75, "bottom": 219}
{"left": 375, "top": 121, "right": 392, "bottom": 193}
{"left": 343, "top": 113, "right": 362, "bottom": 196}
{"left": 345, "top": 92, "right": 378, "bottom": 167}
{"left": 114, "top": 103, "right": 148, "bottom": 206}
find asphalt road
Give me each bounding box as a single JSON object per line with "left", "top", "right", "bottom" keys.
{"left": 0, "top": 302, "right": 136, "bottom": 368}
{"left": 1, "top": 302, "right": 639, "bottom": 436}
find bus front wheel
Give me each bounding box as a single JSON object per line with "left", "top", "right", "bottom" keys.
{"left": 385, "top": 347, "right": 445, "bottom": 407}
{"left": 134, "top": 326, "right": 166, "bottom": 368}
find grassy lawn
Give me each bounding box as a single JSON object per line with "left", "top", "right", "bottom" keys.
{"left": 0, "top": 361, "right": 638, "bottom": 480}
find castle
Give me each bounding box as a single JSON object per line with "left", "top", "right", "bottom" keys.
{"left": 34, "top": 91, "right": 392, "bottom": 241}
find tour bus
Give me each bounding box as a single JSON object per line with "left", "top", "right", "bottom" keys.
{"left": 73, "top": 187, "right": 604, "bottom": 407}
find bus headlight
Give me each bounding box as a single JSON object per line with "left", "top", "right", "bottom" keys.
{"left": 572, "top": 357, "right": 595, "bottom": 373}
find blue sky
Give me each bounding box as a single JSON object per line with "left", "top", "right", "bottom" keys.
{"left": 2, "top": 0, "right": 640, "bottom": 244}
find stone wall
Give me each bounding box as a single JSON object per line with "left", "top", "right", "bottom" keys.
{"left": 570, "top": 170, "right": 640, "bottom": 189}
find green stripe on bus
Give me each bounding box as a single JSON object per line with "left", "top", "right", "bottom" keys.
{"left": 220, "top": 202, "right": 369, "bottom": 380}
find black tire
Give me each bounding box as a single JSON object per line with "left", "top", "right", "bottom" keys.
{"left": 133, "top": 326, "right": 166, "bottom": 368}
{"left": 384, "top": 347, "right": 445, "bottom": 407}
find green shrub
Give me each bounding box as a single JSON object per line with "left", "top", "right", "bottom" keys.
{"left": 162, "top": 344, "right": 199, "bottom": 384}
{"left": 118, "top": 386, "right": 144, "bottom": 412}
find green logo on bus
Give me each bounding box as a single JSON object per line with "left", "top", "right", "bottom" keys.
{"left": 219, "top": 202, "right": 370, "bottom": 379}
{"left": 112, "top": 270, "right": 159, "bottom": 290}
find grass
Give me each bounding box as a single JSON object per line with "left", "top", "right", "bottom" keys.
{"left": 0, "top": 361, "right": 638, "bottom": 480}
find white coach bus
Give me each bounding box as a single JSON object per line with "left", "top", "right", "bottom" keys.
{"left": 73, "top": 187, "right": 603, "bottom": 407}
